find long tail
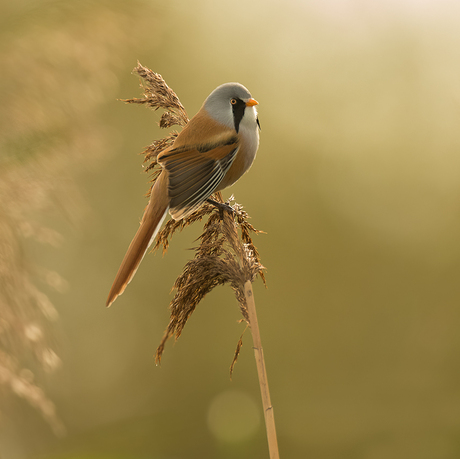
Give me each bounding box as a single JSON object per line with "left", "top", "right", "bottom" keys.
{"left": 106, "top": 173, "right": 169, "bottom": 307}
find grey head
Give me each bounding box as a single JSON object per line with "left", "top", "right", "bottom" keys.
{"left": 203, "top": 83, "right": 258, "bottom": 133}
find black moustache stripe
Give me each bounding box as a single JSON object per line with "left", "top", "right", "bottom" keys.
{"left": 232, "top": 98, "right": 246, "bottom": 133}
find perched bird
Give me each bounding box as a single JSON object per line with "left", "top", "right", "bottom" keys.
{"left": 106, "top": 83, "right": 260, "bottom": 307}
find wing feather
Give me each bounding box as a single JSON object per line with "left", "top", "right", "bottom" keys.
{"left": 158, "top": 134, "right": 239, "bottom": 220}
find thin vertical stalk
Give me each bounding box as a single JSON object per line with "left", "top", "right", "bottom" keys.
{"left": 244, "top": 281, "right": 280, "bottom": 459}
{"left": 221, "top": 205, "right": 280, "bottom": 458}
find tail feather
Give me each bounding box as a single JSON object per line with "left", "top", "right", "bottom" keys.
{"left": 106, "top": 174, "right": 169, "bottom": 307}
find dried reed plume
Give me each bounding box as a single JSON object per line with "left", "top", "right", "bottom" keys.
{"left": 123, "top": 63, "right": 280, "bottom": 457}
{"left": 153, "top": 196, "right": 265, "bottom": 365}
{"left": 0, "top": 4, "right": 158, "bottom": 437}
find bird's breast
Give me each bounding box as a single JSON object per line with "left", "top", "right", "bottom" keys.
{"left": 217, "top": 124, "right": 259, "bottom": 191}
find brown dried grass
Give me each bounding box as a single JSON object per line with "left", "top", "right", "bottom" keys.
{"left": 153, "top": 194, "right": 265, "bottom": 367}
{"left": 0, "top": 6, "right": 159, "bottom": 437}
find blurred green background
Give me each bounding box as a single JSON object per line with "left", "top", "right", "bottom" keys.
{"left": 1, "top": 0, "right": 460, "bottom": 458}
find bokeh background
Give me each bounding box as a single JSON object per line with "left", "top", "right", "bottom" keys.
{"left": 2, "top": 0, "right": 460, "bottom": 458}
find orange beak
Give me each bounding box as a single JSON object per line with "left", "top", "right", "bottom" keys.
{"left": 246, "top": 98, "right": 259, "bottom": 107}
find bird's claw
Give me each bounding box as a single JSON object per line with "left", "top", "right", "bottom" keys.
{"left": 206, "top": 198, "right": 234, "bottom": 219}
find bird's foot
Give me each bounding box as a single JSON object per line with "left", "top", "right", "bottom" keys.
{"left": 206, "top": 198, "right": 234, "bottom": 219}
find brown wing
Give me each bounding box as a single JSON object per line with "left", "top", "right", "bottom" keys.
{"left": 158, "top": 135, "right": 239, "bottom": 219}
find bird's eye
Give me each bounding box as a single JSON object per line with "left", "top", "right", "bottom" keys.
{"left": 230, "top": 98, "right": 237, "bottom": 105}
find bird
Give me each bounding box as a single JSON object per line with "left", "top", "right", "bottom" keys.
{"left": 106, "top": 82, "right": 260, "bottom": 307}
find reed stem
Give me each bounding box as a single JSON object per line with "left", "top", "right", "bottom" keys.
{"left": 244, "top": 281, "right": 280, "bottom": 458}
